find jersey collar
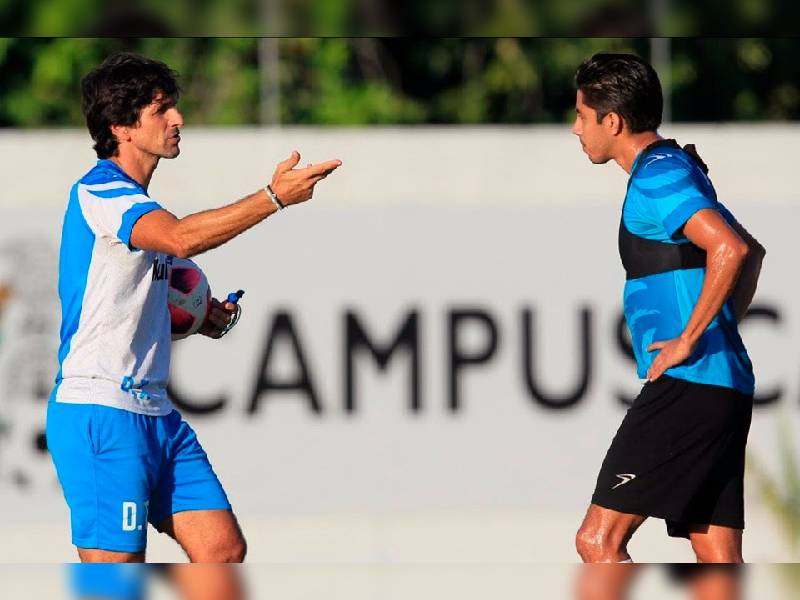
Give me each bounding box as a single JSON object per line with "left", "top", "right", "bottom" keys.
{"left": 96, "top": 159, "right": 147, "bottom": 193}
{"left": 629, "top": 138, "right": 680, "bottom": 177}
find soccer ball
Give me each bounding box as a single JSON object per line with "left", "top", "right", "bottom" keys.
{"left": 168, "top": 257, "right": 211, "bottom": 341}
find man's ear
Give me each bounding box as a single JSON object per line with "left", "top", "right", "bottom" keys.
{"left": 110, "top": 123, "right": 129, "bottom": 143}
{"left": 603, "top": 111, "right": 624, "bottom": 136}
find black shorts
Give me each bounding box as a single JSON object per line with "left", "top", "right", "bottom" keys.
{"left": 591, "top": 375, "right": 753, "bottom": 538}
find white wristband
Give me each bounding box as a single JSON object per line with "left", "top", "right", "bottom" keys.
{"left": 264, "top": 185, "right": 285, "bottom": 210}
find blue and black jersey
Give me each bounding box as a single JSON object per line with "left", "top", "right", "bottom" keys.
{"left": 620, "top": 139, "right": 754, "bottom": 394}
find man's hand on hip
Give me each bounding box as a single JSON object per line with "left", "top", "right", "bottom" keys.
{"left": 646, "top": 336, "right": 696, "bottom": 381}
{"left": 270, "top": 150, "right": 342, "bottom": 206}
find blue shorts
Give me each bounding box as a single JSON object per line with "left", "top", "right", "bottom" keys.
{"left": 47, "top": 402, "right": 231, "bottom": 553}
{"left": 69, "top": 564, "right": 147, "bottom": 599}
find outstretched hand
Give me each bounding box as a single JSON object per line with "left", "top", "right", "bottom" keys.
{"left": 646, "top": 336, "right": 696, "bottom": 381}
{"left": 199, "top": 298, "right": 239, "bottom": 339}
{"left": 270, "top": 150, "right": 342, "bottom": 206}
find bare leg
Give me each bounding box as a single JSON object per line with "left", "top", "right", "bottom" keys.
{"left": 157, "top": 509, "right": 246, "bottom": 563}
{"left": 576, "top": 504, "right": 647, "bottom": 562}
{"left": 574, "top": 564, "right": 640, "bottom": 600}
{"left": 688, "top": 565, "right": 743, "bottom": 600}
{"left": 78, "top": 548, "right": 145, "bottom": 563}
{"left": 168, "top": 564, "right": 246, "bottom": 600}
{"left": 688, "top": 525, "right": 743, "bottom": 563}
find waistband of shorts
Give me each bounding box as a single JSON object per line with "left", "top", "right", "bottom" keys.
{"left": 646, "top": 374, "right": 753, "bottom": 398}
{"left": 53, "top": 377, "right": 173, "bottom": 416}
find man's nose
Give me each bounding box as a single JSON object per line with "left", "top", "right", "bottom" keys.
{"left": 170, "top": 108, "right": 184, "bottom": 128}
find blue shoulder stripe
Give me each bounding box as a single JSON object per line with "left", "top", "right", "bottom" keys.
{"left": 88, "top": 186, "right": 146, "bottom": 199}
{"left": 632, "top": 173, "right": 695, "bottom": 199}
{"left": 663, "top": 197, "right": 717, "bottom": 237}
{"left": 118, "top": 201, "right": 162, "bottom": 248}
{"left": 81, "top": 169, "right": 122, "bottom": 186}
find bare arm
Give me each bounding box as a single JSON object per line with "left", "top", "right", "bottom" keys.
{"left": 673, "top": 209, "right": 749, "bottom": 345}
{"left": 130, "top": 151, "right": 341, "bottom": 257}
{"left": 646, "top": 208, "right": 749, "bottom": 380}
{"left": 130, "top": 191, "right": 272, "bottom": 258}
{"left": 725, "top": 218, "right": 766, "bottom": 322}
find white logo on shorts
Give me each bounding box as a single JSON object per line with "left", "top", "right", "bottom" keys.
{"left": 612, "top": 473, "right": 637, "bottom": 490}
{"left": 122, "top": 500, "right": 149, "bottom": 532}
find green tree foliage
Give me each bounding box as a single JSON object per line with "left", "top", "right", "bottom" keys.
{"left": 0, "top": 36, "right": 799, "bottom": 127}
{"left": 670, "top": 38, "right": 800, "bottom": 122}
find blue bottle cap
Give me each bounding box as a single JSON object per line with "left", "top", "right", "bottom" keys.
{"left": 227, "top": 290, "right": 245, "bottom": 304}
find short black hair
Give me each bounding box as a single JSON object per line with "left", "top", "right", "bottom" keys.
{"left": 575, "top": 53, "right": 662, "bottom": 134}
{"left": 81, "top": 52, "right": 180, "bottom": 159}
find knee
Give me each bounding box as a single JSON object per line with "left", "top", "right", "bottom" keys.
{"left": 694, "top": 547, "right": 741, "bottom": 564}
{"left": 576, "top": 525, "right": 626, "bottom": 563}
{"left": 227, "top": 536, "right": 247, "bottom": 563}
{"left": 576, "top": 526, "right": 601, "bottom": 562}
{"left": 223, "top": 535, "right": 247, "bottom": 563}
{"left": 195, "top": 534, "right": 247, "bottom": 563}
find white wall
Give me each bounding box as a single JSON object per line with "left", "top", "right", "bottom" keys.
{"left": 4, "top": 124, "right": 798, "bottom": 209}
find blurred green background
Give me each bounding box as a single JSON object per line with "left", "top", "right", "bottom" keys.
{"left": 2, "top": 0, "right": 799, "bottom": 126}
{"left": 2, "top": 0, "right": 800, "bottom": 128}
{"left": 1, "top": 36, "right": 798, "bottom": 128}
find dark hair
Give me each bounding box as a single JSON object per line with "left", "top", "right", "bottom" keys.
{"left": 81, "top": 52, "right": 180, "bottom": 158}
{"left": 575, "top": 53, "right": 662, "bottom": 134}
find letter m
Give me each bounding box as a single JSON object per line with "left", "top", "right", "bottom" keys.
{"left": 344, "top": 309, "right": 421, "bottom": 413}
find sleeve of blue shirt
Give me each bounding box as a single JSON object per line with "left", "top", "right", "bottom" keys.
{"left": 80, "top": 183, "right": 162, "bottom": 249}
{"left": 118, "top": 201, "right": 162, "bottom": 248}
{"left": 631, "top": 155, "right": 718, "bottom": 240}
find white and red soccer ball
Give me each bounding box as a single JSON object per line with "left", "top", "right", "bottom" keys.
{"left": 168, "top": 257, "right": 211, "bottom": 340}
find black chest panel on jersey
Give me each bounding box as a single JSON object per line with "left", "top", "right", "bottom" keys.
{"left": 619, "top": 139, "right": 709, "bottom": 281}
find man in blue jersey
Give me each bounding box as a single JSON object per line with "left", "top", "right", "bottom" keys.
{"left": 571, "top": 54, "right": 765, "bottom": 563}
{"left": 47, "top": 52, "right": 341, "bottom": 563}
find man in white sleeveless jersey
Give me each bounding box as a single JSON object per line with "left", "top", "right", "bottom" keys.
{"left": 47, "top": 52, "right": 341, "bottom": 563}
